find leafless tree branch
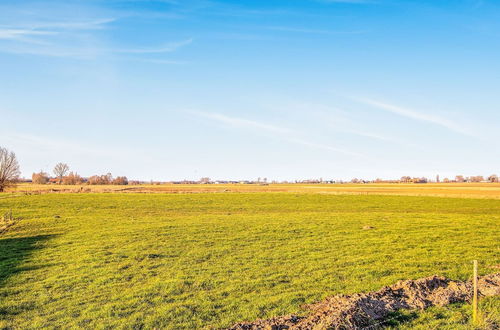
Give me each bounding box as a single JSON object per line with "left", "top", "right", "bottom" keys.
{"left": 53, "top": 163, "right": 69, "bottom": 184}
{"left": 0, "top": 147, "right": 21, "bottom": 192}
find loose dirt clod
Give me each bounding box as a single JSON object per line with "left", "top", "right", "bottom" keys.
{"left": 229, "top": 273, "right": 500, "bottom": 329}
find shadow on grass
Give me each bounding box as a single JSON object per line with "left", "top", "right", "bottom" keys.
{"left": 0, "top": 235, "right": 55, "bottom": 287}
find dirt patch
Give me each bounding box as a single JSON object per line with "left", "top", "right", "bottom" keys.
{"left": 229, "top": 273, "right": 500, "bottom": 329}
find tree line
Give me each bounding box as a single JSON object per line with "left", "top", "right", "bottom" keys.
{"left": 0, "top": 146, "right": 128, "bottom": 191}
{"left": 398, "top": 175, "right": 498, "bottom": 183}
{"left": 1, "top": 146, "right": 499, "bottom": 191}
{"left": 32, "top": 164, "right": 128, "bottom": 185}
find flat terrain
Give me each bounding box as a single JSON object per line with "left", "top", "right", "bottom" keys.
{"left": 11, "top": 182, "right": 500, "bottom": 199}
{"left": 0, "top": 189, "right": 499, "bottom": 328}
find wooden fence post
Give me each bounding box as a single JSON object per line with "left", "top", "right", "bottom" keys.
{"left": 473, "top": 260, "right": 478, "bottom": 324}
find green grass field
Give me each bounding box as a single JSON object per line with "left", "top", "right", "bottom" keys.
{"left": 1, "top": 193, "right": 499, "bottom": 328}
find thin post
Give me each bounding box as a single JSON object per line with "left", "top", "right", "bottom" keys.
{"left": 472, "top": 260, "right": 478, "bottom": 324}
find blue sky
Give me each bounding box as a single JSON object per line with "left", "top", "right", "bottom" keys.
{"left": 1, "top": 0, "right": 499, "bottom": 181}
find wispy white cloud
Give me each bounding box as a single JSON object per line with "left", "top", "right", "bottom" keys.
{"left": 287, "top": 101, "right": 425, "bottom": 150}
{"left": 0, "top": 16, "right": 117, "bottom": 57}
{"left": 357, "top": 98, "right": 474, "bottom": 136}
{"left": 116, "top": 38, "right": 193, "bottom": 54}
{"left": 1, "top": 131, "right": 160, "bottom": 162}
{"left": 194, "top": 111, "right": 362, "bottom": 157}
{"left": 211, "top": 32, "right": 273, "bottom": 41}
{"left": 205, "top": 7, "right": 297, "bottom": 18}
{"left": 284, "top": 137, "right": 362, "bottom": 156}
{"left": 22, "top": 18, "right": 117, "bottom": 31}
{"left": 1, "top": 132, "right": 117, "bottom": 158}
{"left": 0, "top": 39, "right": 193, "bottom": 59}
{"left": 266, "top": 26, "right": 366, "bottom": 35}
{"left": 0, "top": 20, "right": 192, "bottom": 59}
{"left": 0, "top": 2, "right": 189, "bottom": 60}
{"left": 0, "top": 28, "right": 58, "bottom": 45}
{"left": 196, "top": 112, "right": 289, "bottom": 133}
{"left": 341, "top": 127, "right": 390, "bottom": 141}
{"left": 0, "top": 131, "right": 160, "bottom": 178}
{"left": 0, "top": 29, "right": 57, "bottom": 40}
{"left": 288, "top": 102, "right": 390, "bottom": 141}
{"left": 0, "top": 18, "right": 116, "bottom": 42}
{"left": 135, "top": 58, "right": 189, "bottom": 65}
{"left": 339, "top": 126, "right": 425, "bottom": 150}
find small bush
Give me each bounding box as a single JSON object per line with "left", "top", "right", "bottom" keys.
{"left": 32, "top": 172, "right": 49, "bottom": 184}
{"left": 112, "top": 176, "right": 128, "bottom": 185}
{"left": 62, "top": 172, "right": 83, "bottom": 185}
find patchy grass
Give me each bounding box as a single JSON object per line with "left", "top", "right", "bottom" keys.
{"left": 0, "top": 193, "right": 499, "bottom": 328}
{"left": 388, "top": 296, "right": 500, "bottom": 329}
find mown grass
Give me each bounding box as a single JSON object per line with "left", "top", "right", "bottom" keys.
{"left": 0, "top": 193, "right": 499, "bottom": 329}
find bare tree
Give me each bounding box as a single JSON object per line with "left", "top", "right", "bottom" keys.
{"left": 200, "top": 177, "right": 211, "bottom": 184}
{"left": 62, "top": 172, "right": 83, "bottom": 185}
{"left": 88, "top": 173, "right": 113, "bottom": 185}
{"left": 112, "top": 176, "right": 128, "bottom": 185}
{"left": 488, "top": 174, "right": 499, "bottom": 183}
{"left": 32, "top": 171, "right": 49, "bottom": 184}
{"left": 53, "top": 163, "right": 69, "bottom": 184}
{"left": 400, "top": 176, "right": 411, "bottom": 183}
{"left": 0, "top": 147, "right": 21, "bottom": 192}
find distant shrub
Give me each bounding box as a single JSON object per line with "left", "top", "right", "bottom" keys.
{"left": 488, "top": 174, "right": 498, "bottom": 183}
{"left": 62, "top": 172, "right": 83, "bottom": 185}
{"left": 32, "top": 171, "right": 49, "bottom": 184}
{"left": 88, "top": 173, "right": 113, "bottom": 185}
{"left": 468, "top": 175, "right": 484, "bottom": 183}
{"left": 112, "top": 176, "right": 128, "bottom": 185}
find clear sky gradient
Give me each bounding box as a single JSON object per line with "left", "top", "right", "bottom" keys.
{"left": 1, "top": 0, "right": 499, "bottom": 181}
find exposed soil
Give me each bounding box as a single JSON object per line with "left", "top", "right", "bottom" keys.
{"left": 229, "top": 273, "right": 500, "bottom": 329}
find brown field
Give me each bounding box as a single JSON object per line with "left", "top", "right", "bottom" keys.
{"left": 8, "top": 182, "right": 500, "bottom": 199}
